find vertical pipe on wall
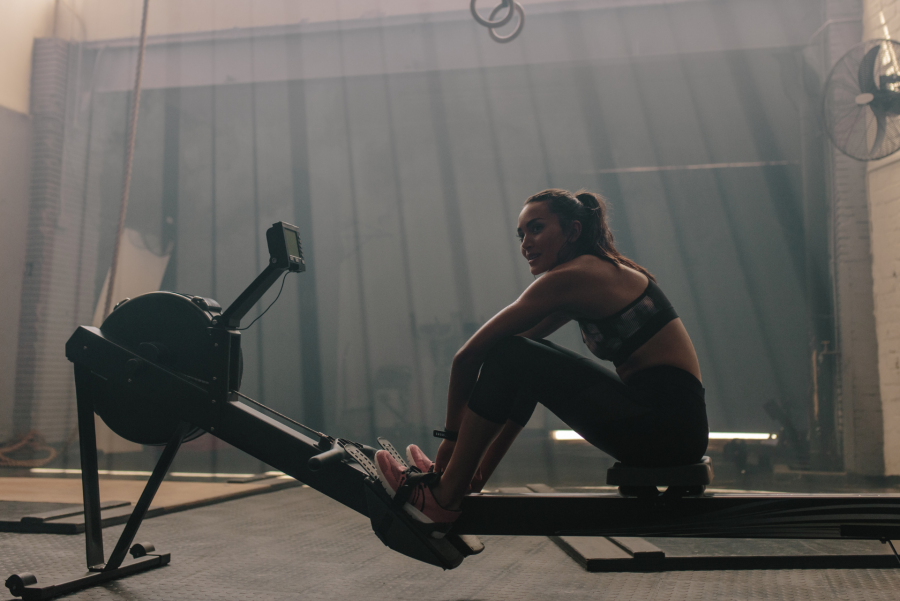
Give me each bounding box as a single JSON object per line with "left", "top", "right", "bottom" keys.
{"left": 794, "top": 46, "right": 839, "bottom": 469}
{"left": 209, "top": 30, "right": 220, "bottom": 475}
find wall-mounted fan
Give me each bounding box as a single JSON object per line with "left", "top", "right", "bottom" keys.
{"left": 823, "top": 39, "right": 900, "bottom": 161}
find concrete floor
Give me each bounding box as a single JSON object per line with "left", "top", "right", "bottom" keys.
{"left": 3, "top": 486, "right": 900, "bottom": 601}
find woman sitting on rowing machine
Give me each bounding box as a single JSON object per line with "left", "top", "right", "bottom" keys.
{"left": 374, "top": 188, "right": 708, "bottom": 536}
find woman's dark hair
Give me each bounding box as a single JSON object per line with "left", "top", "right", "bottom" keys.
{"left": 524, "top": 188, "right": 655, "bottom": 282}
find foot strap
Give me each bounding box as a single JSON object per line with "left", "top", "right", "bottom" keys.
{"left": 376, "top": 437, "right": 409, "bottom": 469}
{"left": 392, "top": 471, "right": 440, "bottom": 509}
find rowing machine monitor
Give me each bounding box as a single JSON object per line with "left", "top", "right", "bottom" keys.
{"left": 217, "top": 222, "right": 305, "bottom": 329}
{"left": 269, "top": 221, "right": 306, "bottom": 273}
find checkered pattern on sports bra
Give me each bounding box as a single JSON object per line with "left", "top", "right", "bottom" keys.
{"left": 579, "top": 294, "right": 660, "bottom": 362}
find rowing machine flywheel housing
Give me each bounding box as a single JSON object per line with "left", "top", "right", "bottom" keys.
{"left": 96, "top": 292, "right": 242, "bottom": 445}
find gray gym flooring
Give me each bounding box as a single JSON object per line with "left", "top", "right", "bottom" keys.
{"left": 3, "top": 486, "right": 900, "bottom": 600}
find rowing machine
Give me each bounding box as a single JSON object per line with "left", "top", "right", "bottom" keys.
{"left": 7, "top": 221, "right": 900, "bottom": 600}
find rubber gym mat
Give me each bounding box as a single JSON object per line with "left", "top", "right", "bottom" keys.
{"left": 3, "top": 487, "right": 900, "bottom": 601}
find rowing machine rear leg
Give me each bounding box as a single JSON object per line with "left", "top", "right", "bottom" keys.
{"left": 6, "top": 372, "right": 184, "bottom": 600}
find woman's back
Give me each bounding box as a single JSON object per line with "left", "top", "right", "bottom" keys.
{"left": 549, "top": 255, "right": 702, "bottom": 383}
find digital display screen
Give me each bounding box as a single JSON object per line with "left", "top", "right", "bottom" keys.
{"left": 284, "top": 229, "right": 301, "bottom": 259}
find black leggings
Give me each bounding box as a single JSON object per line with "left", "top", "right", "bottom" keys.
{"left": 467, "top": 336, "right": 709, "bottom": 467}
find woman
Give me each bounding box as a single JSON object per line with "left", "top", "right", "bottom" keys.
{"left": 374, "top": 188, "right": 708, "bottom": 536}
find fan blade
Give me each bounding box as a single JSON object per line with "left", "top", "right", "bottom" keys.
{"left": 859, "top": 45, "right": 881, "bottom": 93}
{"left": 871, "top": 107, "right": 887, "bottom": 156}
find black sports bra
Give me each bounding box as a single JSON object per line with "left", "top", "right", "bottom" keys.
{"left": 578, "top": 279, "right": 679, "bottom": 366}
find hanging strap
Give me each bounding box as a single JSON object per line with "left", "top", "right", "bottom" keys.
{"left": 103, "top": 0, "right": 151, "bottom": 319}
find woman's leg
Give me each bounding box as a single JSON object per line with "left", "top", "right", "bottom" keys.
{"left": 433, "top": 336, "right": 643, "bottom": 509}
{"left": 432, "top": 418, "right": 522, "bottom": 507}
{"left": 470, "top": 420, "right": 523, "bottom": 492}
{"left": 432, "top": 410, "right": 502, "bottom": 509}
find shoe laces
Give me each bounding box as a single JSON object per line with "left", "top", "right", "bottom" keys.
{"left": 391, "top": 466, "right": 439, "bottom": 511}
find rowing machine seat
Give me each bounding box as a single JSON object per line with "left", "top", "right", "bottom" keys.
{"left": 607, "top": 456, "right": 713, "bottom": 498}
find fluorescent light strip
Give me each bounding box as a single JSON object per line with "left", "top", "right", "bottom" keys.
{"left": 169, "top": 472, "right": 256, "bottom": 478}
{"left": 551, "top": 430, "right": 776, "bottom": 441}
{"left": 708, "top": 432, "right": 776, "bottom": 440}
{"left": 32, "top": 468, "right": 153, "bottom": 477}
{"left": 552, "top": 430, "right": 587, "bottom": 441}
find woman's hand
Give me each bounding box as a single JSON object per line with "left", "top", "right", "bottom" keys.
{"left": 434, "top": 439, "right": 456, "bottom": 473}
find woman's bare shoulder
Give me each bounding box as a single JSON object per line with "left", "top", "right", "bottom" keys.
{"left": 549, "top": 254, "right": 625, "bottom": 283}
{"left": 539, "top": 256, "right": 649, "bottom": 316}
{"left": 527, "top": 256, "right": 616, "bottom": 302}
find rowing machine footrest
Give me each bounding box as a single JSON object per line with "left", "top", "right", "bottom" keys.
{"left": 607, "top": 456, "right": 713, "bottom": 498}
{"left": 363, "top": 479, "right": 464, "bottom": 570}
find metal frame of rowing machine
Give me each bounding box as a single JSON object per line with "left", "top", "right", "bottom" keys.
{"left": 4, "top": 367, "right": 184, "bottom": 601}
{"left": 6, "top": 221, "right": 473, "bottom": 599}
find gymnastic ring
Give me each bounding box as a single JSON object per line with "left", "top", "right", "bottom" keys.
{"left": 488, "top": 1, "right": 525, "bottom": 43}
{"left": 470, "top": 0, "right": 516, "bottom": 29}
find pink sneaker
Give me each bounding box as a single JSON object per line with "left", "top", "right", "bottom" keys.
{"left": 374, "top": 450, "right": 460, "bottom": 537}
{"left": 406, "top": 444, "right": 434, "bottom": 473}
{"left": 406, "top": 444, "right": 479, "bottom": 494}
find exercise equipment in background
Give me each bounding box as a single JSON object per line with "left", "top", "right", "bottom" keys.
{"left": 470, "top": 0, "right": 525, "bottom": 43}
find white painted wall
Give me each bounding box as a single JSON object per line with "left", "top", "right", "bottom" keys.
{"left": 0, "top": 0, "right": 56, "bottom": 441}
{"left": 0, "top": 0, "right": 56, "bottom": 114}
{"left": 864, "top": 0, "right": 900, "bottom": 475}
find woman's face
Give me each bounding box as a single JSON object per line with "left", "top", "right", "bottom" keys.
{"left": 517, "top": 201, "right": 579, "bottom": 275}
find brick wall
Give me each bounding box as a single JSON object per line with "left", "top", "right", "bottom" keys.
{"left": 820, "top": 0, "right": 886, "bottom": 475}
{"left": 864, "top": 0, "right": 900, "bottom": 475}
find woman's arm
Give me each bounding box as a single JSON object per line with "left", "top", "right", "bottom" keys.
{"left": 443, "top": 270, "right": 577, "bottom": 431}
{"left": 517, "top": 311, "right": 571, "bottom": 340}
